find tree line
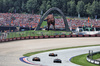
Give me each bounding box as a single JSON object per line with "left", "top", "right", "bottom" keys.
{"left": 0, "top": 0, "right": 100, "bottom": 18}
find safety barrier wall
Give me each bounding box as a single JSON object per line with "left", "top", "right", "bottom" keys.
{"left": 0, "top": 34, "right": 100, "bottom": 43}
{"left": 87, "top": 52, "right": 100, "bottom": 65}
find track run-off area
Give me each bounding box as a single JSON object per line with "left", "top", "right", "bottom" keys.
{"left": 0, "top": 37, "right": 100, "bottom": 66}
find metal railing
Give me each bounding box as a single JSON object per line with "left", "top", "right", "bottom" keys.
{"left": 0, "top": 30, "right": 70, "bottom": 40}
{"left": 87, "top": 50, "right": 100, "bottom": 65}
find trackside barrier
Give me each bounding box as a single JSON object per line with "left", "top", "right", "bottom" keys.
{"left": 13, "top": 38, "right": 16, "bottom": 41}
{"left": 21, "top": 37, "right": 25, "bottom": 40}
{"left": 96, "top": 34, "right": 100, "bottom": 37}
{"left": 34, "top": 36, "right": 38, "bottom": 39}
{"left": 17, "top": 37, "right": 20, "bottom": 40}
{"left": 78, "top": 35, "right": 83, "bottom": 37}
{"left": 61, "top": 35, "right": 65, "bottom": 38}
{"left": 30, "top": 36, "right": 34, "bottom": 39}
{"left": 39, "top": 36, "right": 43, "bottom": 39}
{"left": 0, "top": 34, "right": 100, "bottom": 43}
{"left": 2, "top": 39, "right": 5, "bottom": 42}
{"left": 5, "top": 39, "right": 9, "bottom": 42}
{"left": 87, "top": 51, "right": 100, "bottom": 65}
{"left": 26, "top": 36, "right": 30, "bottom": 39}
{"left": 55, "top": 35, "right": 60, "bottom": 38}
{"left": 9, "top": 38, "right": 13, "bottom": 41}
{"left": 0, "top": 39, "right": 1, "bottom": 42}
{"left": 66, "top": 35, "right": 71, "bottom": 37}
{"left": 90, "top": 35, "right": 96, "bottom": 37}
{"left": 71, "top": 35, "right": 77, "bottom": 37}
{"left": 83, "top": 35, "right": 89, "bottom": 37}
{"left": 50, "top": 35, "right": 54, "bottom": 38}
{"left": 44, "top": 36, "right": 49, "bottom": 38}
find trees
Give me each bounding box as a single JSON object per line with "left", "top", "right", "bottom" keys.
{"left": 67, "top": 0, "right": 76, "bottom": 16}
{"left": 40, "top": 1, "right": 46, "bottom": 14}
{"left": 46, "top": 1, "right": 51, "bottom": 11}
{"left": 76, "top": 1, "right": 84, "bottom": 18}
{"left": 0, "top": 0, "right": 3, "bottom": 12}
{"left": 26, "top": 0, "right": 39, "bottom": 13}
{"left": 0, "top": 0, "right": 99, "bottom": 18}
{"left": 86, "top": 1, "right": 100, "bottom": 18}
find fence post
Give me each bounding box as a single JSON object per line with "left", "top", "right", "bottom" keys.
{"left": 89, "top": 50, "right": 93, "bottom": 59}
{"left": 89, "top": 50, "right": 90, "bottom": 55}
{"left": 91, "top": 50, "right": 93, "bottom": 60}
{"left": 99, "top": 61, "right": 100, "bottom": 66}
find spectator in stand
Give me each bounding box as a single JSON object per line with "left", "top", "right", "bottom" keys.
{"left": 0, "top": 13, "right": 100, "bottom": 30}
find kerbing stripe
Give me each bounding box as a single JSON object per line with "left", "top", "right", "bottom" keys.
{"left": 19, "top": 57, "right": 47, "bottom": 66}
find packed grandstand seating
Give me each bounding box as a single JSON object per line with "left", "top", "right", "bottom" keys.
{"left": 0, "top": 13, "right": 100, "bottom": 31}
{"left": 0, "top": 13, "right": 100, "bottom": 40}
{"left": 0, "top": 13, "right": 40, "bottom": 28}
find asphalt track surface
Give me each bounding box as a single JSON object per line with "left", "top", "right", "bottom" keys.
{"left": 0, "top": 37, "right": 100, "bottom": 66}
{"left": 27, "top": 46, "right": 100, "bottom": 66}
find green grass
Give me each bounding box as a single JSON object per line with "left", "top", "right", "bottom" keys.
{"left": 41, "top": 21, "right": 47, "bottom": 27}
{"left": 23, "top": 44, "right": 100, "bottom": 66}
{"left": 7, "top": 30, "right": 71, "bottom": 38}
{"left": 71, "top": 54, "right": 99, "bottom": 66}
{"left": 6, "top": 19, "right": 71, "bottom": 38}
{"left": 93, "top": 53, "right": 100, "bottom": 60}
{"left": 23, "top": 44, "right": 100, "bottom": 57}
{"left": 71, "top": 53, "right": 100, "bottom": 66}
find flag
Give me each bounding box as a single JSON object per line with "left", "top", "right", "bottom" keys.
{"left": 91, "top": 23, "right": 93, "bottom": 27}
{"left": 84, "top": 22, "right": 85, "bottom": 27}
{"left": 88, "top": 17, "right": 89, "bottom": 23}
{"left": 39, "top": 19, "right": 40, "bottom": 22}
{"left": 11, "top": 19, "right": 13, "bottom": 24}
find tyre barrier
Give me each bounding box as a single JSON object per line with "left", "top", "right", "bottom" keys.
{"left": 39, "top": 36, "right": 43, "bottom": 39}
{"left": 2, "top": 39, "right": 5, "bottom": 42}
{"left": 86, "top": 51, "right": 100, "bottom": 65}
{"left": 55, "top": 35, "right": 60, "bottom": 38}
{"left": 0, "top": 34, "right": 100, "bottom": 43}
{"left": 61, "top": 35, "right": 65, "bottom": 38}
{"left": 17, "top": 37, "right": 20, "bottom": 40}
{"left": 83, "top": 35, "right": 90, "bottom": 37}
{"left": 78, "top": 35, "right": 83, "bottom": 37}
{"left": 0, "top": 39, "right": 1, "bottom": 42}
{"left": 9, "top": 38, "right": 13, "bottom": 41}
{"left": 5, "top": 39, "right": 9, "bottom": 42}
{"left": 96, "top": 34, "right": 100, "bottom": 37}
{"left": 90, "top": 35, "right": 96, "bottom": 37}
{"left": 34, "top": 36, "right": 38, "bottom": 39}
{"left": 44, "top": 35, "right": 49, "bottom": 38}
{"left": 13, "top": 38, "right": 16, "bottom": 41}
{"left": 21, "top": 37, "right": 25, "bottom": 40}
{"left": 71, "top": 35, "right": 77, "bottom": 37}
{"left": 26, "top": 36, "right": 30, "bottom": 39}
{"left": 66, "top": 35, "right": 71, "bottom": 37}
{"left": 50, "top": 35, "right": 54, "bottom": 38}
{"left": 30, "top": 36, "right": 34, "bottom": 39}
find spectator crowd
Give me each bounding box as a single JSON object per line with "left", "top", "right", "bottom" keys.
{"left": 0, "top": 13, "right": 100, "bottom": 29}
{"left": 0, "top": 13, "right": 41, "bottom": 28}
{"left": 0, "top": 13, "right": 100, "bottom": 39}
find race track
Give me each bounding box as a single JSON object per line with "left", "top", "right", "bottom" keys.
{"left": 0, "top": 37, "right": 100, "bottom": 66}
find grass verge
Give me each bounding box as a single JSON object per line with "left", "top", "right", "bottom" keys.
{"left": 93, "top": 53, "right": 100, "bottom": 60}
{"left": 23, "top": 44, "right": 100, "bottom": 66}
{"left": 71, "top": 54, "right": 99, "bottom": 66}
{"left": 7, "top": 30, "right": 71, "bottom": 38}
{"left": 23, "top": 44, "right": 100, "bottom": 57}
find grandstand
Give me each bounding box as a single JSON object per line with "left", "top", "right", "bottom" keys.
{"left": 0, "top": 13, "right": 100, "bottom": 32}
